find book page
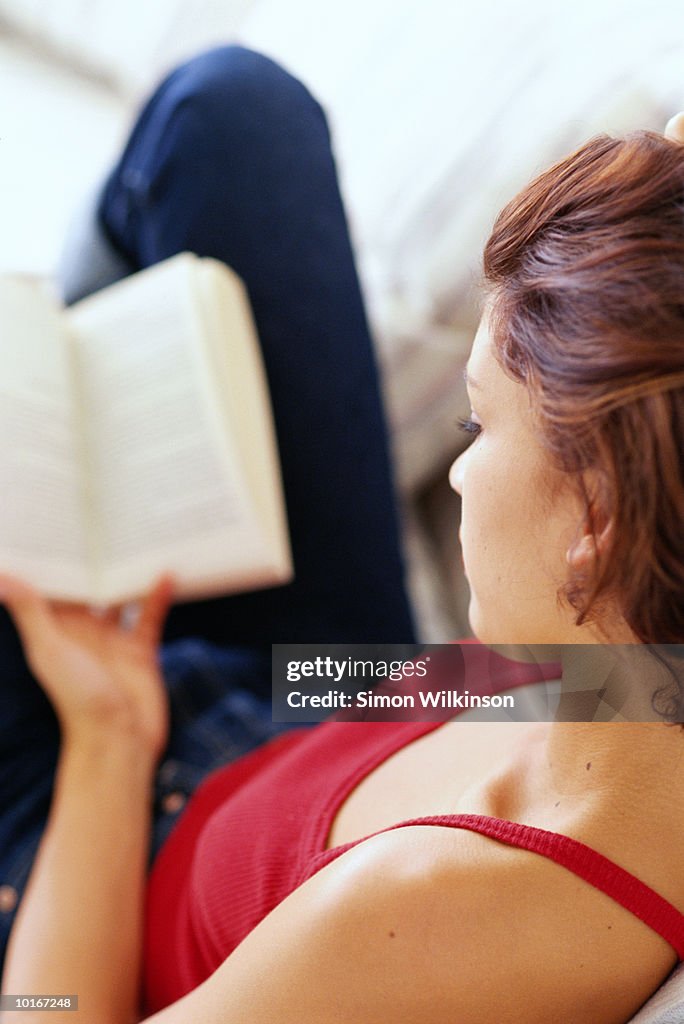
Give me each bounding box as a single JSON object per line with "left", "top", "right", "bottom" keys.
{"left": 0, "top": 278, "right": 89, "bottom": 596}
{"left": 67, "top": 255, "right": 273, "bottom": 603}
{"left": 195, "top": 259, "right": 292, "bottom": 584}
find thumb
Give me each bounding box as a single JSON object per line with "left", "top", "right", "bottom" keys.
{"left": 0, "top": 573, "right": 58, "bottom": 652}
{"left": 134, "top": 574, "right": 175, "bottom": 646}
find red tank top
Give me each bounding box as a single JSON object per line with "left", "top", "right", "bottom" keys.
{"left": 143, "top": 715, "right": 684, "bottom": 1014}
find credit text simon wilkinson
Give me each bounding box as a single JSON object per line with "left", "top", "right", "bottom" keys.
{"left": 284, "top": 657, "right": 515, "bottom": 710}
{"left": 286, "top": 689, "right": 516, "bottom": 710}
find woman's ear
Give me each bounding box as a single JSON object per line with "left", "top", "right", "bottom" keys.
{"left": 566, "top": 473, "right": 614, "bottom": 569}
{"left": 566, "top": 531, "right": 596, "bottom": 569}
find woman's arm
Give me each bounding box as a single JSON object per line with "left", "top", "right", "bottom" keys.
{"left": 2, "top": 728, "right": 156, "bottom": 1024}
{"left": 0, "top": 574, "right": 172, "bottom": 1024}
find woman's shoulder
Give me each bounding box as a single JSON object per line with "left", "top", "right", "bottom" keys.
{"left": 162, "top": 821, "right": 674, "bottom": 1023}
{"left": 292, "top": 822, "right": 675, "bottom": 1023}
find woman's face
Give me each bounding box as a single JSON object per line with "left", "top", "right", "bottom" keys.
{"left": 449, "top": 316, "right": 588, "bottom": 644}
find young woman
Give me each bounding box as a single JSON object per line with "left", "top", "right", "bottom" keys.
{"left": 1, "top": 46, "right": 684, "bottom": 1024}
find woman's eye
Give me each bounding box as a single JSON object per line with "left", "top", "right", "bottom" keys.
{"left": 457, "top": 416, "right": 482, "bottom": 439}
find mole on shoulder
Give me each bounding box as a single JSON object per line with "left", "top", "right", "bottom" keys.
{"left": 586, "top": 761, "right": 592, "bottom": 771}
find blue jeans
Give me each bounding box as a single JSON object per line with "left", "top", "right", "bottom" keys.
{"left": 0, "top": 47, "right": 415, "bottom": 964}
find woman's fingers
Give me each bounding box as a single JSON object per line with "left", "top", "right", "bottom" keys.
{"left": 134, "top": 574, "right": 174, "bottom": 645}
{"left": 98, "top": 604, "right": 125, "bottom": 626}
{"left": 0, "top": 570, "right": 174, "bottom": 648}
{"left": 0, "top": 572, "right": 57, "bottom": 650}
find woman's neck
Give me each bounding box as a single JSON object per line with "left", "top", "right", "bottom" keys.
{"left": 555, "top": 643, "right": 680, "bottom": 722}
{"left": 544, "top": 719, "right": 683, "bottom": 797}
{"left": 506, "top": 718, "right": 684, "bottom": 870}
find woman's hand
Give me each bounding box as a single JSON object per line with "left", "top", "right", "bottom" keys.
{"left": 0, "top": 573, "right": 174, "bottom": 759}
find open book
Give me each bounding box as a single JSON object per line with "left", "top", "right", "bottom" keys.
{"left": 0, "top": 253, "right": 292, "bottom": 604}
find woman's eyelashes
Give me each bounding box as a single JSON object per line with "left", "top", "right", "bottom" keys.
{"left": 457, "top": 415, "right": 482, "bottom": 439}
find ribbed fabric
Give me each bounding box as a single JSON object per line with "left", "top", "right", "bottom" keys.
{"left": 144, "top": 715, "right": 684, "bottom": 1014}
{"left": 143, "top": 723, "right": 432, "bottom": 1012}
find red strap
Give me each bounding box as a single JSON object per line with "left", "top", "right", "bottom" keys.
{"left": 397, "top": 814, "right": 684, "bottom": 959}
{"left": 311, "top": 813, "right": 684, "bottom": 959}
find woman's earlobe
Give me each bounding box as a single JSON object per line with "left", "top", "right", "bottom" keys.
{"left": 566, "top": 515, "right": 614, "bottom": 568}
{"left": 566, "top": 533, "right": 596, "bottom": 568}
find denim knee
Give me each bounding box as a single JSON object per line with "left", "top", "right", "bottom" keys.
{"left": 165, "top": 45, "right": 328, "bottom": 139}
{"left": 100, "top": 44, "right": 332, "bottom": 266}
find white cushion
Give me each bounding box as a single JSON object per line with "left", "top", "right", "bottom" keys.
{"left": 235, "top": 0, "right": 684, "bottom": 488}
{"left": 629, "top": 965, "right": 684, "bottom": 1024}
{"left": 0, "top": 0, "right": 255, "bottom": 91}
{"left": 0, "top": 36, "right": 127, "bottom": 276}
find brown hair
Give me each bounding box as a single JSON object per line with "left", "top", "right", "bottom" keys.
{"left": 483, "top": 130, "right": 684, "bottom": 643}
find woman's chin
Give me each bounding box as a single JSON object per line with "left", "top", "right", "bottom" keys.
{"left": 466, "top": 597, "right": 488, "bottom": 642}
{"left": 467, "top": 602, "right": 545, "bottom": 648}
{"left": 466, "top": 591, "right": 569, "bottom": 648}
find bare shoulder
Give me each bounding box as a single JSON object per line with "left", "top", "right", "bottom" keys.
{"left": 148, "top": 824, "right": 675, "bottom": 1024}
{"left": 308, "top": 824, "right": 676, "bottom": 1023}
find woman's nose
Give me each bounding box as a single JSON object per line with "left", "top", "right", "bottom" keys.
{"left": 449, "top": 452, "right": 464, "bottom": 496}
